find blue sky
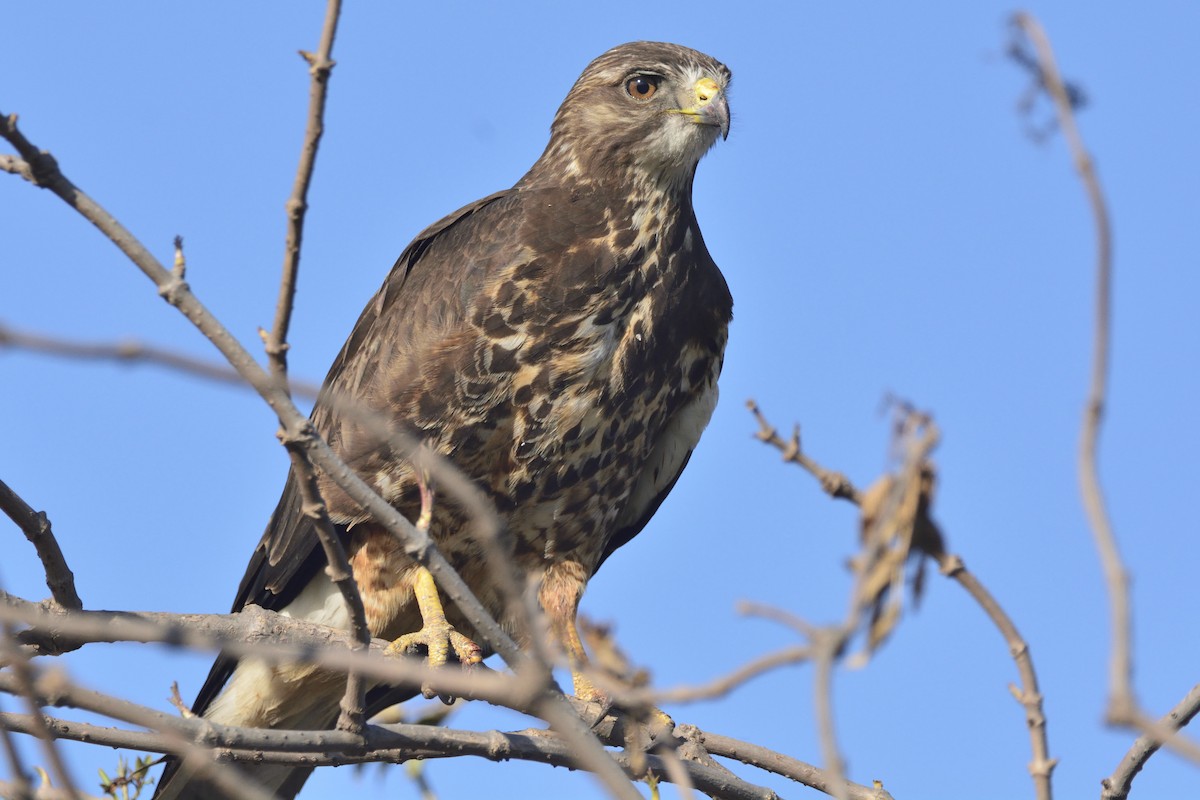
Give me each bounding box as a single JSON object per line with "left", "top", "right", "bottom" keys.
{"left": 3, "top": 2, "right": 1199, "bottom": 799}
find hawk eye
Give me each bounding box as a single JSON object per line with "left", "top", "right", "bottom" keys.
{"left": 625, "top": 75, "right": 659, "bottom": 101}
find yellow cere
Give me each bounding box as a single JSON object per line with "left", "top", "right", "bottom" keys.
{"left": 693, "top": 77, "right": 720, "bottom": 106}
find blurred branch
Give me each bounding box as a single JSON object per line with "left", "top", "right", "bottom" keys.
{"left": 693, "top": 729, "right": 892, "bottom": 800}
{"left": 250, "top": 0, "right": 373, "bottom": 738}
{"left": 0, "top": 598, "right": 513, "bottom": 705}
{"left": 0, "top": 780, "right": 101, "bottom": 800}
{"left": 0, "top": 618, "right": 80, "bottom": 799}
{"left": 271, "top": 434, "right": 373, "bottom": 732}
{"left": 0, "top": 107, "right": 525, "bottom": 676}
{"left": 1009, "top": 7, "right": 1129, "bottom": 733}
{"left": 0, "top": 594, "right": 885, "bottom": 800}
{"left": 0, "top": 697, "right": 36, "bottom": 800}
{"left": 0, "top": 152, "right": 34, "bottom": 181}
{"left": 1009, "top": 11, "right": 1200, "bottom": 773}
{"left": 648, "top": 645, "right": 810, "bottom": 705}
{"left": 748, "top": 399, "right": 1055, "bottom": 799}
{"left": 811, "top": 629, "right": 848, "bottom": 800}
{"left": 0, "top": 664, "right": 783, "bottom": 800}
{"left": 0, "top": 707, "right": 778, "bottom": 800}
{"left": 936, "top": 555, "right": 1057, "bottom": 792}
{"left": 0, "top": 671, "right": 276, "bottom": 800}
{"left": 1101, "top": 683, "right": 1200, "bottom": 800}
{"left": 0, "top": 321, "right": 320, "bottom": 396}
{"left": 0, "top": 111, "right": 670, "bottom": 798}
{"left": 747, "top": 401, "right": 858, "bottom": 502}
{"left": 0, "top": 479, "right": 81, "bottom": 611}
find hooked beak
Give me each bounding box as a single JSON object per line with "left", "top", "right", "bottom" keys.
{"left": 673, "top": 76, "right": 730, "bottom": 140}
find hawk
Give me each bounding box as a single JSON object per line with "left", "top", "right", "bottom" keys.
{"left": 156, "top": 41, "right": 732, "bottom": 799}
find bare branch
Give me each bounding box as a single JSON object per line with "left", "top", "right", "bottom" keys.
{"left": 0, "top": 107, "right": 526, "bottom": 677}
{"left": 810, "top": 630, "right": 848, "bottom": 800}
{"left": 0, "top": 321, "right": 321, "bottom": 395}
{"left": 0, "top": 698, "right": 36, "bottom": 800}
{"left": 937, "top": 554, "right": 1056, "bottom": 796}
{"left": 280, "top": 434, "right": 372, "bottom": 733}
{"left": 266, "top": 0, "right": 343, "bottom": 385}
{"left": 748, "top": 402, "right": 1055, "bottom": 799}
{"left": 0, "top": 600, "right": 512, "bottom": 705}
{"left": 0, "top": 479, "right": 80, "bottom": 611}
{"left": 0, "top": 709, "right": 778, "bottom": 800}
{"left": 0, "top": 622, "right": 81, "bottom": 799}
{"left": 694, "top": 729, "right": 892, "bottom": 800}
{"left": 1010, "top": 10, "right": 1129, "bottom": 726}
{"left": 0, "top": 597, "right": 648, "bottom": 799}
{"left": 1101, "top": 683, "right": 1200, "bottom": 800}
{"left": 0, "top": 671, "right": 277, "bottom": 800}
{"left": 649, "top": 646, "right": 810, "bottom": 705}
{"left": 747, "top": 400, "right": 859, "bottom": 503}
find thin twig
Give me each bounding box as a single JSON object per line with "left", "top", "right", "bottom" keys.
{"left": 266, "top": 0, "right": 342, "bottom": 385}
{"left": 0, "top": 697, "right": 35, "bottom": 800}
{"left": 697, "top": 730, "right": 892, "bottom": 800}
{"left": 649, "top": 645, "right": 810, "bottom": 705}
{"left": 748, "top": 401, "right": 1054, "bottom": 799}
{"left": 0, "top": 622, "right": 81, "bottom": 799}
{"left": 937, "top": 554, "right": 1057, "bottom": 797}
{"left": 0, "top": 321, "right": 320, "bottom": 395}
{"left": 1010, "top": 10, "right": 1129, "bottom": 724}
{"left": 0, "top": 107, "right": 525, "bottom": 683}
{"left": 812, "top": 630, "right": 849, "bottom": 800}
{"left": 747, "top": 400, "right": 859, "bottom": 502}
{"left": 259, "top": 0, "right": 371, "bottom": 739}
{"left": 1101, "top": 683, "right": 1200, "bottom": 800}
{"left": 0, "top": 479, "right": 80, "bottom": 610}
{"left": 280, "top": 438, "right": 371, "bottom": 733}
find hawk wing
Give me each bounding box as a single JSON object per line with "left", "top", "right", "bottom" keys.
{"left": 191, "top": 189, "right": 510, "bottom": 716}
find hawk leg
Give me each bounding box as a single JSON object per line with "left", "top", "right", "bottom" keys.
{"left": 540, "top": 562, "right": 673, "bottom": 737}
{"left": 385, "top": 566, "right": 482, "bottom": 700}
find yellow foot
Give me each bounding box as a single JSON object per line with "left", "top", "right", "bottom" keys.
{"left": 387, "top": 619, "right": 482, "bottom": 668}
{"left": 384, "top": 566, "right": 483, "bottom": 701}
{"left": 572, "top": 669, "right": 674, "bottom": 741}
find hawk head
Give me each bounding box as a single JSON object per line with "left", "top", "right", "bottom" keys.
{"left": 532, "top": 42, "right": 731, "bottom": 189}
